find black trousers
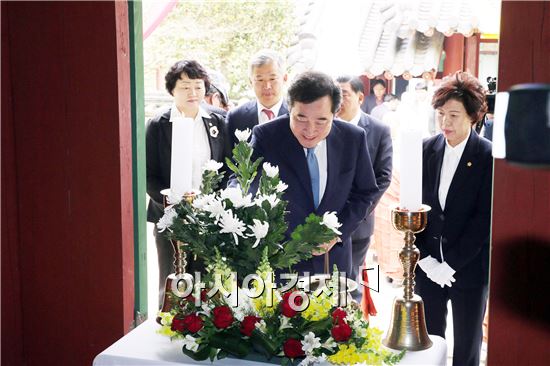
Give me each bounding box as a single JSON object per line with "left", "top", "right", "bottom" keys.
{"left": 350, "top": 236, "right": 372, "bottom": 303}
{"left": 416, "top": 272, "right": 488, "bottom": 366}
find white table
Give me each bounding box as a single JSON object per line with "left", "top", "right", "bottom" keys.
{"left": 93, "top": 320, "right": 447, "bottom": 366}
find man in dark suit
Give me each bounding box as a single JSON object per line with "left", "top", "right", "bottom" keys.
{"left": 360, "top": 78, "right": 387, "bottom": 114}
{"left": 226, "top": 49, "right": 289, "bottom": 146}
{"left": 250, "top": 71, "right": 379, "bottom": 277}
{"left": 336, "top": 76, "right": 393, "bottom": 302}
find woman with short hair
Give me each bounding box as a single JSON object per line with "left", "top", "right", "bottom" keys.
{"left": 415, "top": 71, "right": 492, "bottom": 366}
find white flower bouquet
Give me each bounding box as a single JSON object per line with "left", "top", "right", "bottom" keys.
{"left": 158, "top": 129, "right": 342, "bottom": 279}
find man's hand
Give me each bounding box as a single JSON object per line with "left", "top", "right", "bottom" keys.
{"left": 312, "top": 237, "right": 340, "bottom": 256}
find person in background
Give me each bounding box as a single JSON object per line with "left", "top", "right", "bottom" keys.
{"left": 249, "top": 71, "right": 379, "bottom": 278}
{"left": 335, "top": 75, "right": 392, "bottom": 310}
{"left": 361, "top": 78, "right": 387, "bottom": 114}
{"left": 226, "top": 49, "right": 289, "bottom": 146}
{"left": 146, "top": 60, "right": 231, "bottom": 304}
{"left": 415, "top": 71, "right": 492, "bottom": 366}
{"left": 370, "top": 93, "right": 399, "bottom": 122}
{"left": 480, "top": 94, "right": 495, "bottom": 141}
{"left": 202, "top": 69, "right": 230, "bottom": 117}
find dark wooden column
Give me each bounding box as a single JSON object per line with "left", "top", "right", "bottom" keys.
{"left": 487, "top": 2, "right": 550, "bottom": 365}
{"left": 1, "top": 2, "right": 135, "bottom": 365}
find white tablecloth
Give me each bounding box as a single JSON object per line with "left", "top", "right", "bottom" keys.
{"left": 93, "top": 320, "right": 447, "bottom": 366}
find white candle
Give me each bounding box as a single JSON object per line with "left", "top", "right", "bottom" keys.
{"left": 399, "top": 127, "right": 422, "bottom": 211}
{"left": 170, "top": 116, "right": 194, "bottom": 196}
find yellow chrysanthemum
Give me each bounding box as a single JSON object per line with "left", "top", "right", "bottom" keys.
{"left": 251, "top": 284, "right": 280, "bottom": 317}
{"left": 302, "top": 293, "right": 332, "bottom": 321}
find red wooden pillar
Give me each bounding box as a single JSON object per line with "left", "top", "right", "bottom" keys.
{"left": 1, "top": 2, "right": 135, "bottom": 365}
{"left": 464, "top": 33, "right": 480, "bottom": 77}
{"left": 442, "top": 33, "right": 464, "bottom": 75}
{"left": 487, "top": 2, "right": 550, "bottom": 365}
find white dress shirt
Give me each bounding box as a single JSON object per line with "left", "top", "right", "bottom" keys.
{"left": 303, "top": 139, "right": 327, "bottom": 203}
{"left": 170, "top": 105, "right": 211, "bottom": 191}
{"left": 257, "top": 98, "right": 284, "bottom": 124}
{"left": 348, "top": 111, "right": 362, "bottom": 126}
{"left": 438, "top": 129, "right": 471, "bottom": 210}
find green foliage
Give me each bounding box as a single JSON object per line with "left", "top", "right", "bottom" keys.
{"left": 144, "top": 0, "right": 297, "bottom": 99}
{"left": 226, "top": 141, "right": 263, "bottom": 195}
{"left": 162, "top": 138, "right": 339, "bottom": 279}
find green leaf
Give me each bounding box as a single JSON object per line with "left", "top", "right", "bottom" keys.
{"left": 209, "top": 333, "right": 251, "bottom": 358}
{"left": 182, "top": 344, "right": 212, "bottom": 361}
{"left": 250, "top": 329, "right": 279, "bottom": 357}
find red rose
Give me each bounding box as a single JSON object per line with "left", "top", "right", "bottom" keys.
{"left": 183, "top": 314, "right": 204, "bottom": 333}
{"left": 281, "top": 291, "right": 303, "bottom": 318}
{"left": 332, "top": 308, "right": 347, "bottom": 324}
{"left": 183, "top": 289, "right": 209, "bottom": 304}
{"left": 212, "top": 306, "right": 234, "bottom": 329}
{"left": 240, "top": 315, "right": 261, "bottom": 336}
{"left": 283, "top": 338, "right": 305, "bottom": 358}
{"left": 171, "top": 317, "right": 186, "bottom": 332}
{"left": 331, "top": 322, "right": 353, "bottom": 342}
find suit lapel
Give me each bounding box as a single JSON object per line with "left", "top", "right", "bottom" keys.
{"left": 202, "top": 115, "right": 221, "bottom": 160}
{"left": 278, "top": 100, "right": 289, "bottom": 116}
{"left": 444, "top": 131, "right": 480, "bottom": 209}
{"left": 247, "top": 102, "right": 259, "bottom": 126}
{"left": 280, "top": 128, "right": 312, "bottom": 203}
{"left": 428, "top": 135, "right": 445, "bottom": 211}
{"left": 160, "top": 108, "right": 173, "bottom": 154}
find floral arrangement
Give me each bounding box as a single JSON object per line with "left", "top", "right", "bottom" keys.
{"left": 157, "top": 128, "right": 341, "bottom": 279}
{"left": 158, "top": 252, "right": 404, "bottom": 365}
{"left": 156, "top": 129, "right": 404, "bottom": 365}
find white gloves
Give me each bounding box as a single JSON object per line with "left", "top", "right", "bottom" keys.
{"left": 418, "top": 255, "right": 456, "bottom": 288}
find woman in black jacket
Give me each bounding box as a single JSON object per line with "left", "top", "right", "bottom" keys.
{"left": 146, "top": 60, "right": 231, "bottom": 304}
{"left": 415, "top": 71, "right": 492, "bottom": 366}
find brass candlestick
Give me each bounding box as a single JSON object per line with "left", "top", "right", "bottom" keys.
{"left": 383, "top": 205, "right": 433, "bottom": 351}
{"left": 157, "top": 190, "right": 196, "bottom": 324}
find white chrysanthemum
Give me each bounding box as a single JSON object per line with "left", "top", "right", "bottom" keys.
{"left": 203, "top": 199, "right": 225, "bottom": 218}
{"left": 157, "top": 208, "right": 177, "bottom": 232}
{"left": 255, "top": 194, "right": 280, "bottom": 208}
{"left": 235, "top": 128, "right": 251, "bottom": 142}
{"left": 321, "top": 211, "right": 342, "bottom": 235}
{"left": 263, "top": 162, "right": 279, "bottom": 178}
{"left": 220, "top": 187, "right": 253, "bottom": 208}
{"left": 182, "top": 334, "right": 199, "bottom": 352}
{"left": 301, "top": 332, "right": 322, "bottom": 354}
{"left": 202, "top": 159, "right": 223, "bottom": 172}
{"left": 192, "top": 193, "right": 216, "bottom": 210}
{"left": 248, "top": 219, "right": 269, "bottom": 248}
{"left": 275, "top": 181, "right": 288, "bottom": 193}
{"left": 218, "top": 210, "right": 247, "bottom": 245}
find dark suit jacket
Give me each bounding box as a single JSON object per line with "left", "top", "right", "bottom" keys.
{"left": 226, "top": 99, "right": 289, "bottom": 146}
{"left": 415, "top": 131, "right": 492, "bottom": 288}
{"left": 251, "top": 116, "right": 379, "bottom": 276}
{"left": 146, "top": 107, "right": 231, "bottom": 223}
{"left": 351, "top": 112, "right": 393, "bottom": 240}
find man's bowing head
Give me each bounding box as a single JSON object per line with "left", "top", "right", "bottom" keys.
{"left": 288, "top": 71, "right": 342, "bottom": 149}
